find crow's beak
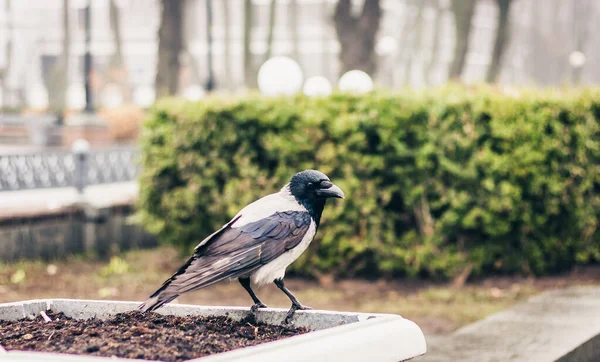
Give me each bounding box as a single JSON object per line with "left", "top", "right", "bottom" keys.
{"left": 318, "top": 183, "right": 345, "bottom": 199}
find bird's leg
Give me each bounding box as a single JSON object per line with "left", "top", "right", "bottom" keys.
{"left": 239, "top": 278, "right": 268, "bottom": 312}
{"left": 274, "top": 278, "right": 312, "bottom": 324}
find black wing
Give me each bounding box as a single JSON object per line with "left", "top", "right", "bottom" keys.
{"left": 139, "top": 211, "right": 312, "bottom": 311}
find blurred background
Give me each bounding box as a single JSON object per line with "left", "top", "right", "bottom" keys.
{"left": 1, "top": 1, "right": 600, "bottom": 359}
{"left": 0, "top": 0, "right": 597, "bottom": 114}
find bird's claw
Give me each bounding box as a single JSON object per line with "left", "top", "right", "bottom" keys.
{"left": 250, "top": 302, "right": 268, "bottom": 313}
{"left": 283, "top": 304, "right": 312, "bottom": 324}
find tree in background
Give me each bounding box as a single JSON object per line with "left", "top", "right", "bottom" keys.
{"left": 391, "top": 0, "right": 416, "bottom": 87}
{"left": 333, "top": 0, "right": 382, "bottom": 75}
{"left": 108, "top": 0, "right": 124, "bottom": 71}
{"left": 0, "top": 0, "right": 12, "bottom": 109}
{"left": 182, "top": 0, "right": 202, "bottom": 89}
{"left": 486, "top": 0, "right": 512, "bottom": 83}
{"left": 402, "top": 0, "right": 426, "bottom": 85}
{"left": 48, "top": 0, "right": 70, "bottom": 118}
{"left": 264, "top": 0, "right": 277, "bottom": 62}
{"left": 108, "top": 0, "right": 130, "bottom": 101}
{"left": 243, "top": 0, "right": 278, "bottom": 89}
{"left": 205, "top": 0, "right": 214, "bottom": 91}
{"left": 288, "top": 0, "right": 299, "bottom": 61}
{"left": 320, "top": 0, "right": 331, "bottom": 79}
{"left": 243, "top": 0, "right": 256, "bottom": 88}
{"left": 425, "top": 0, "right": 445, "bottom": 85}
{"left": 221, "top": 0, "right": 232, "bottom": 89}
{"left": 448, "top": 0, "right": 476, "bottom": 80}
{"left": 572, "top": 0, "right": 591, "bottom": 84}
{"left": 155, "top": 0, "right": 183, "bottom": 98}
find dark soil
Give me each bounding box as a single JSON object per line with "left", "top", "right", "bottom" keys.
{"left": 0, "top": 310, "right": 308, "bottom": 361}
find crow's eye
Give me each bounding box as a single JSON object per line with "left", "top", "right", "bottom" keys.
{"left": 307, "top": 182, "right": 314, "bottom": 188}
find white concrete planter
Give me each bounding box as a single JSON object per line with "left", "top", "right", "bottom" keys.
{"left": 0, "top": 299, "right": 426, "bottom": 362}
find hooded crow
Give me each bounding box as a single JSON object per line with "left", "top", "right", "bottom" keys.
{"left": 139, "top": 169, "right": 344, "bottom": 323}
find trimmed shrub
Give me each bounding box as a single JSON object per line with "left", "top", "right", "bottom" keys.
{"left": 137, "top": 85, "right": 600, "bottom": 279}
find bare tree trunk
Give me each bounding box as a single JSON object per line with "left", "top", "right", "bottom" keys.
{"left": 572, "top": 0, "right": 591, "bottom": 84}
{"left": 402, "top": 0, "right": 425, "bottom": 85}
{"left": 321, "top": 0, "right": 330, "bottom": 80}
{"left": 392, "top": 0, "right": 416, "bottom": 87}
{"left": 486, "top": 0, "right": 512, "bottom": 83}
{"left": 0, "top": 0, "right": 12, "bottom": 109}
{"left": 264, "top": 0, "right": 277, "bottom": 62}
{"left": 0, "top": 44, "right": 10, "bottom": 110}
{"left": 222, "top": 0, "right": 232, "bottom": 89}
{"left": 109, "top": 0, "right": 130, "bottom": 101}
{"left": 333, "top": 0, "right": 382, "bottom": 75}
{"left": 182, "top": 0, "right": 202, "bottom": 87}
{"left": 183, "top": 48, "right": 202, "bottom": 86}
{"left": 243, "top": 0, "right": 256, "bottom": 88}
{"left": 425, "top": 0, "right": 443, "bottom": 85}
{"left": 155, "top": 0, "right": 183, "bottom": 98}
{"left": 205, "top": 0, "right": 214, "bottom": 91}
{"left": 109, "top": 0, "right": 124, "bottom": 69}
{"left": 48, "top": 0, "right": 70, "bottom": 116}
{"left": 527, "top": 0, "right": 540, "bottom": 83}
{"left": 288, "top": 0, "right": 299, "bottom": 61}
{"left": 551, "top": 0, "right": 565, "bottom": 85}
{"left": 448, "top": 0, "right": 476, "bottom": 80}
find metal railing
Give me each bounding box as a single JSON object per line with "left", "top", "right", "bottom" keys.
{"left": 0, "top": 147, "right": 140, "bottom": 192}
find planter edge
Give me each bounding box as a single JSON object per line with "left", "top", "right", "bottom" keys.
{"left": 0, "top": 299, "right": 427, "bottom": 362}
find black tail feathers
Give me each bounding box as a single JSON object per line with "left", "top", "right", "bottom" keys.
{"left": 138, "top": 293, "right": 179, "bottom": 312}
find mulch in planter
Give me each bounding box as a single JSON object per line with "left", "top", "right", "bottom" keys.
{"left": 0, "top": 310, "right": 308, "bottom": 361}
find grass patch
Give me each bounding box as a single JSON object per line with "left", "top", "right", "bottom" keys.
{"left": 1, "top": 246, "right": 598, "bottom": 334}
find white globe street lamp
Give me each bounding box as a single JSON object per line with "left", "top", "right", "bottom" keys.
{"left": 257, "top": 56, "right": 304, "bottom": 96}
{"left": 67, "top": 83, "right": 86, "bottom": 110}
{"left": 71, "top": 138, "right": 91, "bottom": 154}
{"left": 133, "top": 86, "right": 155, "bottom": 108}
{"left": 569, "top": 51, "right": 586, "bottom": 68}
{"left": 376, "top": 36, "right": 397, "bottom": 56}
{"left": 101, "top": 83, "right": 124, "bottom": 109}
{"left": 27, "top": 83, "right": 49, "bottom": 109}
{"left": 303, "top": 76, "right": 333, "bottom": 97}
{"left": 338, "top": 70, "right": 374, "bottom": 94}
{"left": 183, "top": 85, "right": 205, "bottom": 101}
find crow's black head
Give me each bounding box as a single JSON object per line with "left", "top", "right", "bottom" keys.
{"left": 288, "top": 170, "right": 344, "bottom": 224}
{"left": 289, "top": 170, "right": 345, "bottom": 201}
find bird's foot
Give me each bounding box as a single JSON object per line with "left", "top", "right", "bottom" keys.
{"left": 283, "top": 304, "right": 312, "bottom": 324}
{"left": 250, "top": 302, "right": 268, "bottom": 313}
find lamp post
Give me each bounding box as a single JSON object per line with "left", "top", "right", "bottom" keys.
{"left": 83, "top": 0, "right": 94, "bottom": 113}
{"left": 72, "top": 138, "right": 91, "bottom": 195}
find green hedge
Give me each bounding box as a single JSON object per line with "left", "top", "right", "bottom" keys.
{"left": 137, "top": 85, "right": 600, "bottom": 279}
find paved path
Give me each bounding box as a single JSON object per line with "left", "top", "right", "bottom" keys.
{"left": 0, "top": 182, "right": 138, "bottom": 218}
{"left": 416, "top": 286, "right": 600, "bottom": 362}
{"left": 0, "top": 145, "right": 67, "bottom": 154}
